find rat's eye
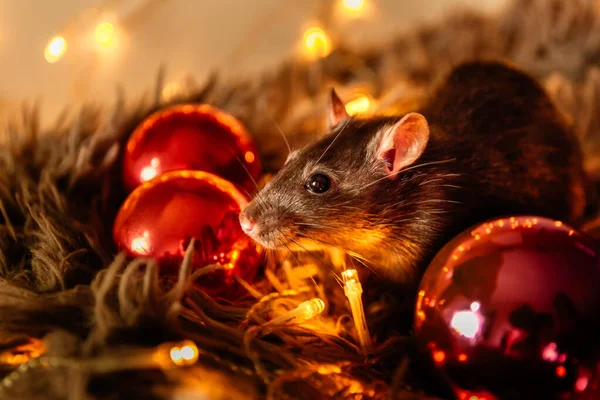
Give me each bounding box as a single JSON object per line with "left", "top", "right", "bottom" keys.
{"left": 305, "top": 173, "right": 331, "bottom": 194}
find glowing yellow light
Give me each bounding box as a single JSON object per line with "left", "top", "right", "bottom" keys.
{"left": 451, "top": 310, "right": 481, "bottom": 339}
{"left": 568, "top": 230, "right": 574, "bottom": 236}
{"left": 244, "top": 151, "right": 255, "bottom": 163}
{"left": 342, "top": 0, "right": 365, "bottom": 12}
{"left": 95, "top": 22, "right": 115, "bottom": 47}
{"left": 179, "top": 345, "right": 198, "bottom": 363}
{"left": 345, "top": 94, "right": 374, "bottom": 116}
{"left": 170, "top": 347, "right": 183, "bottom": 364}
{"left": 317, "top": 365, "right": 342, "bottom": 374}
{"left": 303, "top": 27, "right": 331, "bottom": 59}
{"left": 266, "top": 298, "right": 325, "bottom": 326}
{"left": 44, "top": 36, "right": 67, "bottom": 63}
{"left": 555, "top": 221, "right": 563, "bottom": 227}
{"left": 131, "top": 231, "right": 150, "bottom": 255}
{"left": 0, "top": 338, "right": 46, "bottom": 365}
{"left": 140, "top": 166, "right": 158, "bottom": 182}
{"left": 342, "top": 269, "right": 372, "bottom": 354}
{"left": 298, "top": 298, "right": 325, "bottom": 320}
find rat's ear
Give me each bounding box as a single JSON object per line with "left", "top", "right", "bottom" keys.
{"left": 376, "top": 113, "right": 429, "bottom": 177}
{"left": 326, "top": 88, "right": 350, "bottom": 130}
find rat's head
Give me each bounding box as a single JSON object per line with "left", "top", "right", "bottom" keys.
{"left": 239, "top": 89, "right": 430, "bottom": 258}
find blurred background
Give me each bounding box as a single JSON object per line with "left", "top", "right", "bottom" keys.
{"left": 0, "top": 0, "right": 507, "bottom": 127}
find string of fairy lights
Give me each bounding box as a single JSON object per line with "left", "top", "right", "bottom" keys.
{"left": 42, "top": 0, "right": 374, "bottom": 115}
{"left": 44, "top": 0, "right": 368, "bottom": 63}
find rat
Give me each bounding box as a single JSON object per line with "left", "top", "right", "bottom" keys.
{"left": 238, "top": 60, "right": 588, "bottom": 283}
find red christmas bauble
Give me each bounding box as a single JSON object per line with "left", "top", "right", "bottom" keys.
{"left": 414, "top": 216, "right": 600, "bottom": 400}
{"left": 113, "top": 170, "right": 262, "bottom": 300}
{"left": 122, "top": 104, "right": 261, "bottom": 195}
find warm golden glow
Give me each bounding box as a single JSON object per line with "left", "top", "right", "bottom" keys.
{"left": 179, "top": 344, "right": 199, "bottom": 363}
{"left": 342, "top": 0, "right": 365, "bottom": 12}
{"left": 345, "top": 94, "right": 375, "bottom": 116}
{"left": 458, "top": 353, "right": 468, "bottom": 362}
{"left": 170, "top": 347, "right": 183, "bottom": 364}
{"left": 0, "top": 339, "right": 46, "bottom": 365}
{"left": 95, "top": 22, "right": 115, "bottom": 47}
{"left": 342, "top": 269, "right": 359, "bottom": 284}
{"left": 267, "top": 298, "right": 325, "bottom": 326}
{"left": 131, "top": 231, "right": 150, "bottom": 255}
{"left": 45, "top": 36, "right": 67, "bottom": 63}
{"left": 342, "top": 269, "right": 372, "bottom": 353}
{"left": 303, "top": 27, "right": 332, "bottom": 58}
{"left": 299, "top": 298, "right": 325, "bottom": 319}
{"left": 140, "top": 166, "right": 158, "bottom": 182}
{"left": 168, "top": 341, "right": 198, "bottom": 366}
{"left": 244, "top": 151, "right": 255, "bottom": 163}
{"left": 555, "top": 221, "right": 563, "bottom": 227}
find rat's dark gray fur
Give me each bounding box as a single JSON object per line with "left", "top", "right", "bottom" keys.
{"left": 241, "top": 61, "right": 588, "bottom": 282}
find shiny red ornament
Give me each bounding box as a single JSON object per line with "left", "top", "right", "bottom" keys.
{"left": 122, "top": 104, "right": 261, "bottom": 195}
{"left": 414, "top": 216, "right": 600, "bottom": 400}
{"left": 113, "top": 170, "right": 262, "bottom": 300}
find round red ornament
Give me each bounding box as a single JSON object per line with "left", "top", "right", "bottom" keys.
{"left": 414, "top": 216, "right": 600, "bottom": 400}
{"left": 113, "top": 170, "right": 262, "bottom": 299}
{"left": 122, "top": 104, "right": 261, "bottom": 195}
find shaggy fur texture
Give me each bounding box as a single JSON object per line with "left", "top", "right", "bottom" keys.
{"left": 1, "top": 0, "right": 600, "bottom": 399}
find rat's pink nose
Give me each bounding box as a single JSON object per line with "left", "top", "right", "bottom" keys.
{"left": 239, "top": 214, "right": 256, "bottom": 235}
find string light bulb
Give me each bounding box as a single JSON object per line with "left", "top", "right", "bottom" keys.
{"left": 265, "top": 298, "right": 325, "bottom": 326}
{"left": 303, "top": 27, "right": 332, "bottom": 59}
{"left": 44, "top": 36, "right": 67, "bottom": 63}
{"left": 342, "top": 0, "right": 366, "bottom": 12}
{"left": 342, "top": 269, "right": 373, "bottom": 354}
{"left": 95, "top": 22, "right": 115, "bottom": 47}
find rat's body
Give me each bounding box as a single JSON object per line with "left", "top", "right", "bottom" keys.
{"left": 240, "top": 61, "right": 588, "bottom": 282}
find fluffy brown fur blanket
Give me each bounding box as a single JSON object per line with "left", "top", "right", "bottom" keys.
{"left": 1, "top": 0, "right": 600, "bottom": 399}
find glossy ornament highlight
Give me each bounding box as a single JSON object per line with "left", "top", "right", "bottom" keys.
{"left": 122, "top": 104, "right": 261, "bottom": 195}
{"left": 415, "top": 216, "right": 600, "bottom": 400}
{"left": 113, "top": 170, "right": 262, "bottom": 299}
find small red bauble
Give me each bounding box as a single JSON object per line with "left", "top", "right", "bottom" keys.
{"left": 122, "top": 104, "right": 261, "bottom": 195}
{"left": 414, "top": 216, "right": 600, "bottom": 400}
{"left": 113, "top": 170, "right": 262, "bottom": 299}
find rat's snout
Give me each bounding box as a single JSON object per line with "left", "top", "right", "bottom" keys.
{"left": 239, "top": 212, "right": 257, "bottom": 235}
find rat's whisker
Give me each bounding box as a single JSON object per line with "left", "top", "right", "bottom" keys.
{"left": 294, "top": 222, "right": 338, "bottom": 229}
{"left": 277, "top": 229, "right": 343, "bottom": 286}
{"left": 265, "top": 112, "right": 292, "bottom": 156}
{"left": 361, "top": 158, "right": 457, "bottom": 190}
{"left": 315, "top": 119, "right": 351, "bottom": 165}
{"left": 233, "top": 154, "right": 273, "bottom": 211}
{"left": 280, "top": 241, "right": 324, "bottom": 292}
{"left": 238, "top": 186, "right": 268, "bottom": 213}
